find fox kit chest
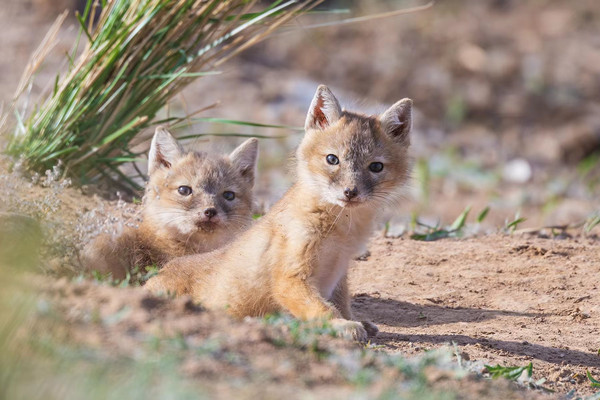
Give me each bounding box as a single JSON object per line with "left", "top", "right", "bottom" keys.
{"left": 312, "top": 238, "right": 351, "bottom": 300}
{"left": 309, "top": 211, "right": 373, "bottom": 300}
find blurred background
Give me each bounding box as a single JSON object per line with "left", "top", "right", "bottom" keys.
{"left": 2, "top": 0, "right": 599, "bottom": 229}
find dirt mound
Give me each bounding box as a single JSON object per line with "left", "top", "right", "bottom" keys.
{"left": 23, "top": 276, "right": 547, "bottom": 399}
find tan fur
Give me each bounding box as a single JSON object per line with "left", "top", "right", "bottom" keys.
{"left": 146, "top": 86, "right": 413, "bottom": 340}
{"left": 81, "top": 127, "right": 258, "bottom": 280}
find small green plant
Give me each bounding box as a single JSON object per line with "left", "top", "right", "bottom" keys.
{"left": 476, "top": 206, "right": 490, "bottom": 223}
{"left": 587, "top": 370, "right": 600, "bottom": 388}
{"left": 485, "top": 362, "right": 533, "bottom": 381}
{"left": 504, "top": 211, "right": 526, "bottom": 233}
{"left": 262, "top": 313, "right": 337, "bottom": 359}
{"left": 119, "top": 264, "right": 160, "bottom": 287}
{"left": 584, "top": 213, "right": 600, "bottom": 234}
{"left": 264, "top": 313, "right": 337, "bottom": 339}
{"left": 90, "top": 264, "right": 158, "bottom": 287}
{"left": 577, "top": 152, "right": 600, "bottom": 194}
{"left": 411, "top": 206, "right": 471, "bottom": 241}
{"left": 91, "top": 269, "right": 113, "bottom": 283}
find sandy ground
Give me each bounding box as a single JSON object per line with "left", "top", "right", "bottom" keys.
{"left": 352, "top": 233, "right": 600, "bottom": 395}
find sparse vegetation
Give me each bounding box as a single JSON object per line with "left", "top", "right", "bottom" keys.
{"left": 485, "top": 363, "right": 533, "bottom": 381}
{"left": 504, "top": 213, "right": 527, "bottom": 234}
{"left": 587, "top": 371, "right": 600, "bottom": 389}
{"left": 410, "top": 206, "right": 471, "bottom": 241}
{"left": 90, "top": 264, "right": 159, "bottom": 287}
{"left": 584, "top": 213, "right": 600, "bottom": 234}
{"left": 476, "top": 206, "right": 490, "bottom": 224}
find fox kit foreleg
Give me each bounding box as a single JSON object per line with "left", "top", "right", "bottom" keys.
{"left": 331, "top": 274, "right": 379, "bottom": 338}
{"left": 272, "top": 268, "right": 368, "bottom": 341}
{"left": 272, "top": 269, "right": 339, "bottom": 320}
{"left": 331, "top": 274, "right": 352, "bottom": 319}
{"left": 271, "top": 235, "right": 368, "bottom": 341}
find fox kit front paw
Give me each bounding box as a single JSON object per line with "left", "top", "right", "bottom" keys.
{"left": 361, "top": 320, "right": 379, "bottom": 338}
{"left": 331, "top": 318, "right": 368, "bottom": 342}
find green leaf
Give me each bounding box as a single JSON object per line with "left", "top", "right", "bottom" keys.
{"left": 477, "top": 206, "right": 490, "bottom": 223}
{"left": 100, "top": 117, "right": 146, "bottom": 146}
{"left": 75, "top": 12, "right": 94, "bottom": 43}
{"left": 587, "top": 370, "right": 600, "bottom": 388}
{"left": 505, "top": 217, "right": 526, "bottom": 231}
{"left": 485, "top": 363, "right": 533, "bottom": 381}
{"left": 450, "top": 206, "right": 471, "bottom": 231}
{"left": 584, "top": 214, "right": 600, "bottom": 233}
{"left": 410, "top": 230, "right": 451, "bottom": 242}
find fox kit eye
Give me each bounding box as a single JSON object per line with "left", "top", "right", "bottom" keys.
{"left": 369, "top": 162, "right": 384, "bottom": 173}
{"left": 326, "top": 154, "right": 339, "bottom": 165}
{"left": 177, "top": 185, "right": 192, "bottom": 196}
{"left": 223, "top": 191, "right": 235, "bottom": 201}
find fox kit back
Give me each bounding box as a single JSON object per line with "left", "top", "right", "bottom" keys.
{"left": 146, "top": 86, "right": 412, "bottom": 341}
{"left": 81, "top": 127, "right": 258, "bottom": 280}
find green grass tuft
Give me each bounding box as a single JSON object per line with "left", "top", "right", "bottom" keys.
{"left": 411, "top": 206, "right": 471, "bottom": 242}
{"left": 6, "top": 0, "right": 319, "bottom": 190}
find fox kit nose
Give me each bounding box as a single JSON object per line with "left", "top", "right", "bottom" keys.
{"left": 344, "top": 187, "right": 358, "bottom": 200}
{"left": 203, "top": 208, "right": 217, "bottom": 219}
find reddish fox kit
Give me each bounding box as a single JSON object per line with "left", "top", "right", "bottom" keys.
{"left": 146, "top": 86, "right": 412, "bottom": 340}
{"left": 81, "top": 126, "right": 258, "bottom": 280}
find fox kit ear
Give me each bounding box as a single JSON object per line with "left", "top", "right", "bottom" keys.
{"left": 230, "top": 138, "right": 258, "bottom": 184}
{"left": 380, "top": 98, "right": 412, "bottom": 144}
{"left": 148, "top": 126, "right": 184, "bottom": 175}
{"left": 305, "top": 85, "right": 343, "bottom": 131}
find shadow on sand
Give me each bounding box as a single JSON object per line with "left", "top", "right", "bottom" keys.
{"left": 352, "top": 294, "right": 600, "bottom": 368}
{"left": 351, "top": 293, "right": 540, "bottom": 328}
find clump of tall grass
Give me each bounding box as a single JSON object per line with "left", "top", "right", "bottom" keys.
{"left": 6, "top": 0, "right": 319, "bottom": 190}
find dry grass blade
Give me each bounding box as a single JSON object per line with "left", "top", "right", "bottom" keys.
{"left": 13, "top": 11, "right": 69, "bottom": 101}
{"left": 282, "top": 0, "right": 434, "bottom": 31}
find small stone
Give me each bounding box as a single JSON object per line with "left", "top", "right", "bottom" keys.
{"left": 502, "top": 158, "right": 532, "bottom": 183}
